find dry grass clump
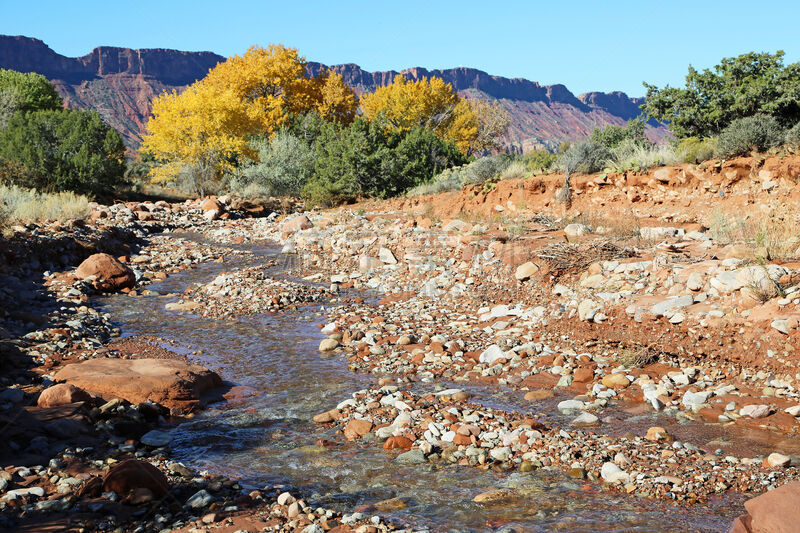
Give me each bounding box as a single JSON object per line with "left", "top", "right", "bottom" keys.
{"left": 708, "top": 208, "right": 800, "bottom": 262}
{"left": 615, "top": 346, "right": 662, "bottom": 368}
{"left": 0, "top": 185, "right": 90, "bottom": 228}
{"left": 536, "top": 241, "right": 635, "bottom": 278}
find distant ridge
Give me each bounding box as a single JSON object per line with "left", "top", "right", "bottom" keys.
{"left": 0, "top": 35, "right": 668, "bottom": 149}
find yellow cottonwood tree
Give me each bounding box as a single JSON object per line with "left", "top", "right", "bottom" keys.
{"left": 141, "top": 44, "right": 359, "bottom": 188}
{"left": 313, "top": 70, "right": 357, "bottom": 124}
{"left": 361, "top": 74, "right": 458, "bottom": 135}
{"left": 202, "top": 44, "right": 318, "bottom": 136}
{"left": 454, "top": 98, "right": 510, "bottom": 155}
{"left": 141, "top": 83, "right": 260, "bottom": 193}
{"left": 361, "top": 75, "right": 507, "bottom": 155}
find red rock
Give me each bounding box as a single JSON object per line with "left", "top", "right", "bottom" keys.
{"left": 37, "top": 383, "right": 92, "bottom": 408}
{"left": 729, "top": 514, "right": 753, "bottom": 533}
{"left": 573, "top": 367, "right": 594, "bottom": 383}
{"left": 200, "top": 198, "right": 223, "bottom": 212}
{"left": 75, "top": 253, "right": 135, "bottom": 292}
{"left": 740, "top": 481, "right": 800, "bottom": 533}
{"left": 344, "top": 418, "right": 373, "bottom": 440}
{"left": 53, "top": 358, "right": 222, "bottom": 412}
{"left": 280, "top": 215, "right": 313, "bottom": 237}
{"left": 103, "top": 459, "right": 168, "bottom": 497}
{"left": 383, "top": 436, "right": 413, "bottom": 450}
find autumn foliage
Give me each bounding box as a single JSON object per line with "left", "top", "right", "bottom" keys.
{"left": 141, "top": 43, "right": 507, "bottom": 200}
{"left": 361, "top": 74, "right": 508, "bottom": 155}
{"left": 142, "top": 44, "right": 358, "bottom": 184}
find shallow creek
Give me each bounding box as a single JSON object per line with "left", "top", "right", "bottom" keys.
{"left": 99, "top": 235, "right": 745, "bottom": 532}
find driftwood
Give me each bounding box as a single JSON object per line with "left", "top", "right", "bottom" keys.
{"left": 536, "top": 240, "right": 635, "bottom": 277}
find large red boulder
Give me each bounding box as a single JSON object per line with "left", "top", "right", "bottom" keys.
{"left": 103, "top": 459, "right": 169, "bottom": 497}
{"left": 730, "top": 482, "right": 800, "bottom": 533}
{"left": 53, "top": 358, "right": 222, "bottom": 412}
{"left": 75, "top": 253, "right": 135, "bottom": 291}
{"left": 37, "top": 383, "right": 92, "bottom": 408}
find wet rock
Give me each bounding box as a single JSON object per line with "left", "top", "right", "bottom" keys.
{"left": 644, "top": 426, "right": 671, "bottom": 441}
{"left": 37, "top": 383, "right": 92, "bottom": 408}
{"left": 165, "top": 301, "right": 201, "bottom": 312}
{"left": 395, "top": 449, "right": 426, "bottom": 465}
{"left": 319, "top": 338, "right": 339, "bottom": 352}
{"left": 186, "top": 489, "right": 213, "bottom": 508}
{"left": 344, "top": 418, "right": 373, "bottom": 440}
{"left": 140, "top": 430, "right": 172, "bottom": 447}
{"left": 102, "top": 459, "right": 169, "bottom": 498}
{"left": 601, "top": 462, "right": 629, "bottom": 483}
{"left": 53, "top": 358, "right": 222, "bottom": 411}
{"left": 571, "top": 412, "right": 600, "bottom": 427}
{"left": 76, "top": 253, "right": 135, "bottom": 292}
{"left": 473, "top": 488, "right": 515, "bottom": 503}
{"left": 383, "top": 436, "right": 413, "bottom": 450}
{"left": 738, "top": 481, "right": 800, "bottom": 533}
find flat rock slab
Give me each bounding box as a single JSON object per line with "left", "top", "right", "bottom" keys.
{"left": 54, "top": 358, "right": 222, "bottom": 412}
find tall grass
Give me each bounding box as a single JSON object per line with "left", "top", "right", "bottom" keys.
{"left": 707, "top": 207, "right": 800, "bottom": 261}
{"left": 0, "top": 185, "right": 90, "bottom": 228}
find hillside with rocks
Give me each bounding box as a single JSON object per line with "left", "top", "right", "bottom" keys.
{"left": 0, "top": 35, "right": 668, "bottom": 149}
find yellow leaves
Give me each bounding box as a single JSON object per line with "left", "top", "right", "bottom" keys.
{"left": 361, "top": 74, "right": 458, "bottom": 135}
{"left": 360, "top": 75, "right": 507, "bottom": 155}
{"left": 450, "top": 98, "right": 510, "bottom": 155}
{"left": 444, "top": 99, "right": 480, "bottom": 154}
{"left": 314, "top": 70, "right": 357, "bottom": 124}
{"left": 141, "top": 84, "right": 259, "bottom": 183}
{"left": 203, "top": 44, "right": 318, "bottom": 136}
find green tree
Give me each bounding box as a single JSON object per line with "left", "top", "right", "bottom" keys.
{"left": 643, "top": 51, "right": 800, "bottom": 138}
{"left": 590, "top": 116, "right": 648, "bottom": 148}
{"left": 0, "top": 109, "right": 126, "bottom": 195}
{"left": 0, "top": 69, "right": 62, "bottom": 114}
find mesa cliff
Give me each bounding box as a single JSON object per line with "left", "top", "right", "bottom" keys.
{"left": 0, "top": 35, "right": 667, "bottom": 149}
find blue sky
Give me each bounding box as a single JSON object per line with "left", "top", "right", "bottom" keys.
{"left": 3, "top": 0, "right": 798, "bottom": 96}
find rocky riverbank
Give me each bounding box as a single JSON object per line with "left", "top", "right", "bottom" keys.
{"left": 4, "top": 154, "right": 800, "bottom": 531}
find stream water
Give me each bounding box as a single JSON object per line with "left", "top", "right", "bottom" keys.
{"left": 99, "top": 236, "right": 744, "bottom": 532}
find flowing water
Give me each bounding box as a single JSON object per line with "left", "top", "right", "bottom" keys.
{"left": 99, "top": 236, "right": 745, "bottom": 532}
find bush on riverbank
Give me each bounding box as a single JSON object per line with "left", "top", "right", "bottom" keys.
{"left": 0, "top": 184, "right": 90, "bottom": 230}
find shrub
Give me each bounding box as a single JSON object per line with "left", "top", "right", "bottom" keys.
{"left": 590, "top": 117, "right": 648, "bottom": 149}
{"left": 0, "top": 108, "right": 126, "bottom": 196}
{"left": 523, "top": 149, "right": 557, "bottom": 173}
{"left": 675, "top": 136, "right": 718, "bottom": 163}
{"left": 715, "top": 114, "right": 785, "bottom": 158}
{"left": 606, "top": 140, "right": 679, "bottom": 172}
{"left": 0, "top": 184, "right": 90, "bottom": 225}
{"left": 558, "top": 141, "right": 611, "bottom": 174}
{"left": 303, "top": 119, "right": 465, "bottom": 206}
{"left": 241, "top": 130, "right": 316, "bottom": 196}
{"left": 786, "top": 122, "right": 800, "bottom": 148}
{"left": 405, "top": 154, "right": 514, "bottom": 197}
{"left": 498, "top": 160, "right": 528, "bottom": 181}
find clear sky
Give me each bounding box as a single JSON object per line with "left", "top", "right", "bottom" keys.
{"left": 3, "top": 0, "right": 799, "bottom": 97}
